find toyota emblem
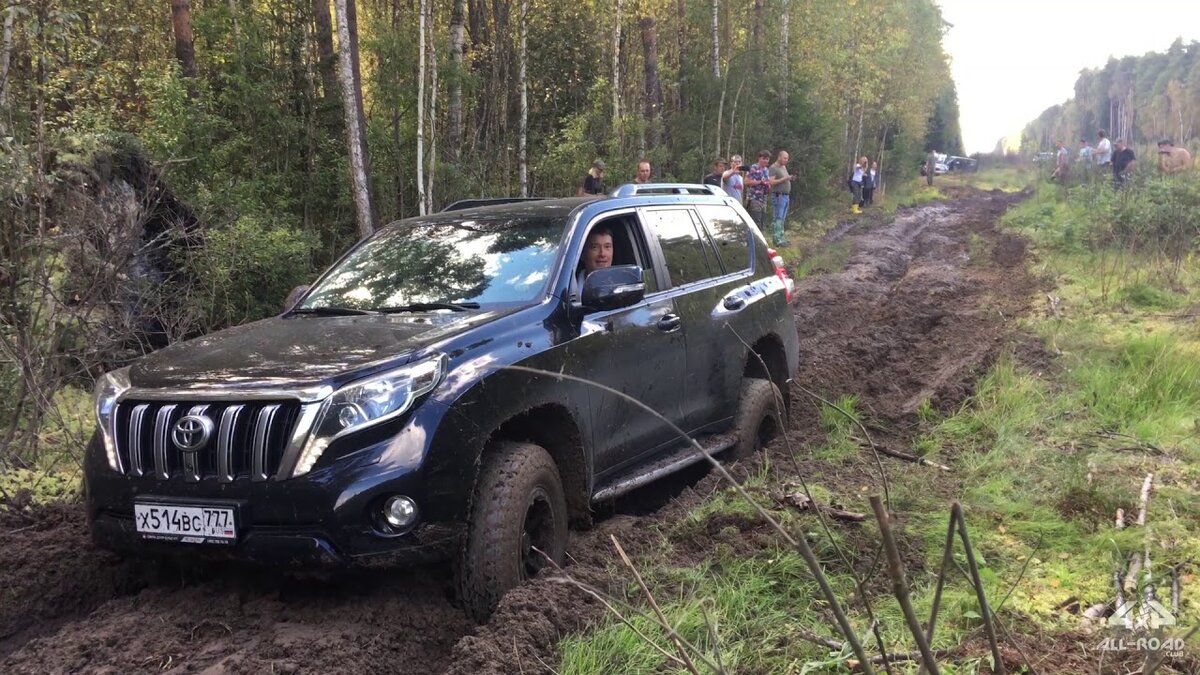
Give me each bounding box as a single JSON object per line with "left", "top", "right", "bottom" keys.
{"left": 172, "top": 415, "right": 214, "bottom": 452}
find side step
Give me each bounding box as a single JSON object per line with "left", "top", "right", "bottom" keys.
{"left": 590, "top": 432, "right": 736, "bottom": 503}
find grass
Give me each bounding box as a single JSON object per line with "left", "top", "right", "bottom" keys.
{"left": 557, "top": 174, "right": 1200, "bottom": 672}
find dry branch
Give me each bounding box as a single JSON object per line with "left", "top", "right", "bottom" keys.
{"left": 611, "top": 536, "right": 701, "bottom": 675}
{"left": 860, "top": 441, "right": 950, "bottom": 471}
{"left": 870, "top": 496, "right": 941, "bottom": 675}
{"left": 779, "top": 487, "right": 867, "bottom": 521}
{"left": 1137, "top": 473, "right": 1154, "bottom": 526}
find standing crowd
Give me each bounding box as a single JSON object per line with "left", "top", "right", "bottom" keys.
{"left": 1053, "top": 129, "right": 1192, "bottom": 188}
{"left": 577, "top": 150, "right": 805, "bottom": 247}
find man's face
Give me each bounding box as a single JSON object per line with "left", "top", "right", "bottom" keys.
{"left": 583, "top": 232, "right": 613, "bottom": 273}
{"left": 714, "top": 162, "right": 725, "bottom": 173}
{"left": 636, "top": 162, "right": 651, "bottom": 182}
{"left": 776, "top": 152, "right": 789, "bottom": 165}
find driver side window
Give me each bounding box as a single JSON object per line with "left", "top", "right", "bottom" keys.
{"left": 575, "top": 216, "right": 658, "bottom": 296}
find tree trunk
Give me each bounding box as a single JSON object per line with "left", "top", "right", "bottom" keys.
{"left": 228, "top": 0, "right": 240, "bottom": 43}
{"left": 779, "top": 0, "right": 789, "bottom": 112}
{"left": 0, "top": 11, "right": 13, "bottom": 110}
{"left": 710, "top": 0, "right": 719, "bottom": 78}
{"left": 333, "top": 0, "right": 375, "bottom": 237}
{"left": 751, "top": 0, "right": 763, "bottom": 76}
{"left": 428, "top": 0, "right": 438, "bottom": 213}
{"left": 676, "top": 0, "right": 688, "bottom": 113}
{"left": 169, "top": 0, "right": 198, "bottom": 79}
{"left": 449, "top": 0, "right": 465, "bottom": 161}
{"left": 611, "top": 0, "right": 621, "bottom": 126}
{"left": 312, "top": 0, "right": 338, "bottom": 101}
{"left": 641, "top": 16, "right": 662, "bottom": 151}
{"left": 417, "top": 0, "right": 427, "bottom": 214}
{"left": 518, "top": 0, "right": 528, "bottom": 196}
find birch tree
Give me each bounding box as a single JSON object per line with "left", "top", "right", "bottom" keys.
{"left": 641, "top": 15, "right": 662, "bottom": 150}
{"left": 612, "top": 0, "right": 621, "bottom": 125}
{"left": 334, "top": 0, "right": 375, "bottom": 236}
{"left": 449, "top": 0, "right": 465, "bottom": 160}
{"left": 710, "top": 0, "right": 719, "bottom": 78}
{"left": 416, "top": 0, "right": 427, "bottom": 214}
{"left": 518, "top": 0, "right": 529, "bottom": 197}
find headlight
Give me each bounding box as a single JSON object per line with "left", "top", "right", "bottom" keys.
{"left": 292, "top": 354, "right": 447, "bottom": 477}
{"left": 94, "top": 367, "right": 132, "bottom": 472}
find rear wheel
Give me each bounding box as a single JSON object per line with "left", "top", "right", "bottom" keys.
{"left": 458, "top": 441, "right": 568, "bottom": 621}
{"left": 729, "top": 378, "right": 784, "bottom": 459}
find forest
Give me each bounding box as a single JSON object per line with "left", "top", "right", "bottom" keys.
{"left": 0, "top": 0, "right": 963, "bottom": 465}
{"left": 1021, "top": 38, "right": 1200, "bottom": 151}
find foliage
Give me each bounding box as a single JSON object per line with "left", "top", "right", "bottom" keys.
{"left": 1021, "top": 38, "right": 1200, "bottom": 155}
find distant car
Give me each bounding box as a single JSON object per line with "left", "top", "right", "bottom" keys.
{"left": 920, "top": 162, "right": 949, "bottom": 176}
{"left": 945, "top": 156, "right": 978, "bottom": 173}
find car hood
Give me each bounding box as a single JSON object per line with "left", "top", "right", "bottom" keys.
{"left": 128, "top": 310, "right": 509, "bottom": 393}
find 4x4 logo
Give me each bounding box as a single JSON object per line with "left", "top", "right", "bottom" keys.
{"left": 172, "top": 415, "right": 214, "bottom": 452}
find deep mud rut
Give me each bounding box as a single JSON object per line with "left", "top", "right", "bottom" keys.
{"left": 1, "top": 188, "right": 1041, "bottom": 674}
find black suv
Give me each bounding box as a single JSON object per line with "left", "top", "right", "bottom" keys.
{"left": 85, "top": 183, "right": 799, "bottom": 618}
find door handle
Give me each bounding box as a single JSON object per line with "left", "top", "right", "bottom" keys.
{"left": 657, "top": 313, "right": 682, "bottom": 332}
{"left": 723, "top": 295, "right": 746, "bottom": 311}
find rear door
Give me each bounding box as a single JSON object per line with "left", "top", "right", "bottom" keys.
{"left": 639, "top": 206, "right": 736, "bottom": 432}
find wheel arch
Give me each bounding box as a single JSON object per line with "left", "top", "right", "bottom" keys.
{"left": 743, "top": 333, "right": 791, "bottom": 414}
{"left": 485, "top": 403, "right": 590, "bottom": 526}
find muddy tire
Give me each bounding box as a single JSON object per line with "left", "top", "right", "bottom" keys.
{"left": 458, "top": 441, "right": 568, "bottom": 622}
{"left": 729, "top": 378, "right": 784, "bottom": 460}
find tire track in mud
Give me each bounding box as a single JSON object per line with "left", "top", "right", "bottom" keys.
{"left": 0, "top": 188, "right": 1035, "bottom": 675}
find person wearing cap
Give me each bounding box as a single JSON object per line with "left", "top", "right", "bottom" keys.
{"left": 578, "top": 159, "right": 606, "bottom": 196}
{"left": 1156, "top": 139, "right": 1192, "bottom": 175}
{"left": 703, "top": 158, "right": 726, "bottom": 186}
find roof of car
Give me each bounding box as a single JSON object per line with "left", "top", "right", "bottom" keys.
{"left": 381, "top": 184, "right": 738, "bottom": 232}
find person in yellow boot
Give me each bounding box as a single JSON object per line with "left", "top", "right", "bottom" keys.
{"left": 848, "top": 157, "right": 866, "bottom": 214}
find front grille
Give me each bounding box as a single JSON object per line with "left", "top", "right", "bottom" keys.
{"left": 115, "top": 400, "right": 303, "bottom": 482}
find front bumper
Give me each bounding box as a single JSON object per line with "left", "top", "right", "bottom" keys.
{"left": 84, "top": 433, "right": 463, "bottom": 568}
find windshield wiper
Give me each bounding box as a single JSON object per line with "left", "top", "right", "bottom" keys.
{"left": 375, "top": 302, "right": 481, "bottom": 313}
{"left": 290, "top": 306, "right": 376, "bottom": 316}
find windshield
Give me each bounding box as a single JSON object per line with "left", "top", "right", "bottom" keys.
{"left": 300, "top": 212, "right": 566, "bottom": 311}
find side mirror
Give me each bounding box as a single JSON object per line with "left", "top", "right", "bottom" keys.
{"left": 581, "top": 265, "right": 645, "bottom": 312}
{"left": 283, "top": 284, "right": 310, "bottom": 312}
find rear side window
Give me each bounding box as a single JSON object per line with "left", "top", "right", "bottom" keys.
{"left": 696, "top": 205, "right": 752, "bottom": 273}
{"left": 643, "top": 209, "right": 713, "bottom": 286}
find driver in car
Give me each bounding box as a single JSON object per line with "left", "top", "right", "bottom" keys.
{"left": 571, "top": 226, "right": 613, "bottom": 300}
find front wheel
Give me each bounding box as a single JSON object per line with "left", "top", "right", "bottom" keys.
{"left": 458, "top": 441, "right": 568, "bottom": 622}
{"left": 729, "top": 378, "right": 784, "bottom": 460}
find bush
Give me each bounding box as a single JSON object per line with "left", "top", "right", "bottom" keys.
{"left": 183, "top": 216, "right": 317, "bottom": 329}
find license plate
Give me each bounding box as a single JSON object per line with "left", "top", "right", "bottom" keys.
{"left": 134, "top": 503, "right": 237, "bottom": 544}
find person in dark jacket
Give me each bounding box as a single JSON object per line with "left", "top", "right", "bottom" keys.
{"left": 578, "top": 159, "right": 606, "bottom": 196}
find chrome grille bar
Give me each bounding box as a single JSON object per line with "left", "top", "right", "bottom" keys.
{"left": 181, "top": 405, "right": 209, "bottom": 482}
{"left": 251, "top": 404, "right": 281, "bottom": 482}
{"left": 127, "top": 404, "right": 150, "bottom": 477}
{"left": 217, "top": 405, "right": 245, "bottom": 483}
{"left": 152, "top": 404, "right": 177, "bottom": 480}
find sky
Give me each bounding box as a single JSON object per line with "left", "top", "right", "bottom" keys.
{"left": 936, "top": 0, "right": 1200, "bottom": 154}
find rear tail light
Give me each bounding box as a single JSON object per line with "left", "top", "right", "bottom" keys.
{"left": 767, "top": 248, "right": 794, "bottom": 303}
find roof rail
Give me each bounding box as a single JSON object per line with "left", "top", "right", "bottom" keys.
{"left": 440, "top": 197, "right": 549, "bottom": 213}
{"left": 610, "top": 183, "right": 728, "bottom": 198}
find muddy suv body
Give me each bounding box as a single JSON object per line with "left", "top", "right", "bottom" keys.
{"left": 85, "top": 184, "right": 799, "bottom": 617}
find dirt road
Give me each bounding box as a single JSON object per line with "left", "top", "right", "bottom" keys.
{"left": 0, "top": 188, "right": 1036, "bottom": 674}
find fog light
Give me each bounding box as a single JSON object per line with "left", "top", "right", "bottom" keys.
{"left": 383, "top": 495, "right": 418, "bottom": 529}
